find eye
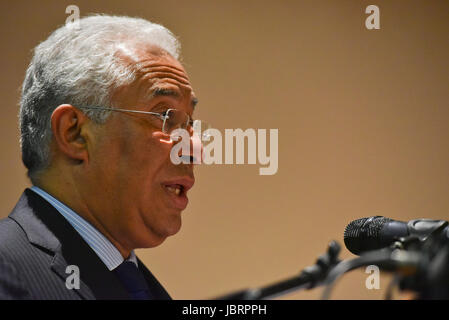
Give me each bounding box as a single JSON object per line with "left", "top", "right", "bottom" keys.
{"left": 156, "top": 107, "right": 173, "bottom": 120}
{"left": 151, "top": 101, "right": 172, "bottom": 112}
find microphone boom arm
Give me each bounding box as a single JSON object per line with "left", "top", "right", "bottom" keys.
{"left": 214, "top": 241, "right": 342, "bottom": 300}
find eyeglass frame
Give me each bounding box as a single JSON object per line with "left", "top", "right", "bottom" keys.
{"left": 77, "top": 105, "right": 196, "bottom": 134}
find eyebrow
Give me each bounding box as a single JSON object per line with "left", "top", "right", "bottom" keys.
{"left": 152, "top": 87, "right": 198, "bottom": 109}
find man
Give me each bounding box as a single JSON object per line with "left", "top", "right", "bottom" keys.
{"left": 0, "top": 15, "right": 199, "bottom": 299}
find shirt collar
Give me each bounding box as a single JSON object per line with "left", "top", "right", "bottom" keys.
{"left": 30, "top": 186, "right": 137, "bottom": 270}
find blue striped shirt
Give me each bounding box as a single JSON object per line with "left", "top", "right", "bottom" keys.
{"left": 30, "top": 186, "right": 137, "bottom": 271}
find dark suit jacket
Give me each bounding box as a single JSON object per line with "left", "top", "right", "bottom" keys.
{"left": 0, "top": 189, "right": 171, "bottom": 300}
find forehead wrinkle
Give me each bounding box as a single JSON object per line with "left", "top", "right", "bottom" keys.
{"left": 139, "top": 62, "right": 186, "bottom": 75}
{"left": 140, "top": 72, "right": 191, "bottom": 87}
{"left": 137, "top": 57, "right": 186, "bottom": 72}
{"left": 139, "top": 66, "right": 190, "bottom": 83}
{"left": 129, "top": 56, "right": 196, "bottom": 109}
{"left": 136, "top": 60, "right": 190, "bottom": 82}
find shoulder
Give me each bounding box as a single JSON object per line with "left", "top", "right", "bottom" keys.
{"left": 0, "top": 207, "right": 54, "bottom": 269}
{"left": 0, "top": 217, "right": 29, "bottom": 253}
{"left": 0, "top": 215, "right": 33, "bottom": 266}
{"left": 0, "top": 217, "right": 31, "bottom": 299}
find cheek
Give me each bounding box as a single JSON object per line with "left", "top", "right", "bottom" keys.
{"left": 127, "top": 134, "right": 169, "bottom": 173}
{"left": 97, "top": 121, "right": 173, "bottom": 202}
{"left": 115, "top": 129, "right": 173, "bottom": 195}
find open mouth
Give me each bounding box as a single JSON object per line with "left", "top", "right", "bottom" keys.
{"left": 164, "top": 184, "right": 185, "bottom": 196}
{"left": 161, "top": 177, "right": 194, "bottom": 210}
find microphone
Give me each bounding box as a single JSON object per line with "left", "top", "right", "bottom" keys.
{"left": 344, "top": 216, "right": 449, "bottom": 255}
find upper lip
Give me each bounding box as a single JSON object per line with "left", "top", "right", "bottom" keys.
{"left": 162, "top": 176, "right": 195, "bottom": 193}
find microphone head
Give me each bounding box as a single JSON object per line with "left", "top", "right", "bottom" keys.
{"left": 344, "top": 216, "right": 393, "bottom": 255}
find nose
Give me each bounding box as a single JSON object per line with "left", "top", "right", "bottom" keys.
{"left": 175, "top": 127, "right": 203, "bottom": 164}
{"left": 190, "top": 132, "right": 203, "bottom": 164}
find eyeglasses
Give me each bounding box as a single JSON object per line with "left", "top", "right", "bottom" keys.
{"left": 78, "top": 106, "right": 212, "bottom": 143}
{"left": 78, "top": 106, "right": 197, "bottom": 134}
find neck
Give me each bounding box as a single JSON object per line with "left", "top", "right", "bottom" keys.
{"left": 35, "top": 169, "right": 132, "bottom": 259}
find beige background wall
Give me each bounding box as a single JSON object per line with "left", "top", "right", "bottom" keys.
{"left": 0, "top": 0, "right": 448, "bottom": 299}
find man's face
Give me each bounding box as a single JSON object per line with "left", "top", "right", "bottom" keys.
{"left": 82, "top": 45, "right": 197, "bottom": 250}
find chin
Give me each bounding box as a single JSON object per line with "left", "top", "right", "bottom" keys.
{"left": 161, "top": 217, "right": 182, "bottom": 237}
{"left": 140, "top": 216, "right": 182, "bottom": 247}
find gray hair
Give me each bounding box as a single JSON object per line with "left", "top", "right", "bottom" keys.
{"left": 19, "top": 14, "right": 180, "bottom": 181}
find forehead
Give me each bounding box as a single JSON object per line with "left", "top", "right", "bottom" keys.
{"left": 115, "top": 44, "right": 196, "bottom": 106}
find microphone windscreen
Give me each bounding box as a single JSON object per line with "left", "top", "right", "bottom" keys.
{"left": 344, "top": 216, "right": 392, "bottom": 255}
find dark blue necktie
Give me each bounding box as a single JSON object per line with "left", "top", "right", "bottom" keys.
{"left": 113, "top": 261, "right": 153, "bottom": 300}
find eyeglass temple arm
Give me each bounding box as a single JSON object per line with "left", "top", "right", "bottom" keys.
{"left": 79, "top": 106, "right": 166, "bottom": 120}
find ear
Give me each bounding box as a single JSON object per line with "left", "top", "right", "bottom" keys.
{"left": 50, "top": 104, "right": 90, "bottom": 164}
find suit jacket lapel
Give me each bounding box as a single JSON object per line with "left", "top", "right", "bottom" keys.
{"left": 137, "top": 258, "right": 172, "bottom": 300}
{"left": 10, "top": 189, "right": 130, "bottom": 300}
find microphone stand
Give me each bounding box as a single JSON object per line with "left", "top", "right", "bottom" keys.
{"left": 322, "top": 222, "right": 449, "bottom": 299}
{"left": 215, "top": 241, "right": 342, "bottom": 300}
